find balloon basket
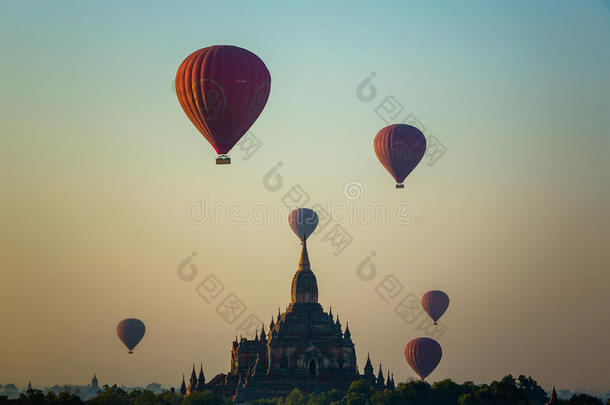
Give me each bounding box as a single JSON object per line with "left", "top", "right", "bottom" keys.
{"left": 396, "top": 183, "right": 404, "bottom": 189}
{"left": 128, "top": 351, "right": 134, "bottom": 354}
{"left": 216, "top": 155, "right": 231, "bottom": 165}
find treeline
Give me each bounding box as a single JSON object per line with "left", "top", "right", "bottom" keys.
{"left": 0, "top": 376, "right": 606, "bottom": 405}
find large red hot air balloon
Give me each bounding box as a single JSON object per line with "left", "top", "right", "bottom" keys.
{"left": 288, "top": 208, "right": 318, "bottom": 242}
{"left": 422, "top": 290, "right": 450, "bottom": 325}
{"left": 175, "top": 45, "right": 271, "bottom": 164}
{"left": 405, "top": 337, "right": 442, "bottom": 380}
{"left": 116, "top": 318, "right": 146, "bottom": 354}
{"left": 374, "top": 124, "right": 427, "bottom": 188}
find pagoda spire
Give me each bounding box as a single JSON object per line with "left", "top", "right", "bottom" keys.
{"left": 190, "top": 364, "right": 197, "bottom": 385}
{"left": 297, "top": 238, "right": 311, "bottom": 271}
{"left": 198, "top": 363, "right": 205, "bottom": 388}
{"left": 180, "top": 375, "right": 186, "bottom": 396}
{"left": 376, "top": 364, "right": 385, "bottom": 387}
{"left": 344, "top": 322, "right": 351, "bottom": 339}
{"left": 546, "top": 387, "right": 559, "bottom": 405}
{"left": 363, "top": 353, "right": 375, "bottom": 383}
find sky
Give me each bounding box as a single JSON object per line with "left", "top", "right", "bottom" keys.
{"left": 1, "top": 0, "right": 609, "bottom": 393}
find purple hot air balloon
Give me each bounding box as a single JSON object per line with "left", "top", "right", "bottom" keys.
{"left": 422, "top": 290, "right": 450, "bottom": 325}
{"left": 116, "top": 318, "right": 146, "bottom": 354}
{"left": 404, "top": 337, "right": 442, "bottom": 380}
{"left": 288, "top": 208, "right": 318, "bottom": 242}
{"left": 374, "top": 124, "right": 427, "bottom": 188}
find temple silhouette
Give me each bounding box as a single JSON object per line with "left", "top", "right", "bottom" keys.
{"left": 179, "top": 239, "right": 394, "bottom": 402}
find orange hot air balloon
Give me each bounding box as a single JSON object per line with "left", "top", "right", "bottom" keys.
{"left": 422, "top": 290, "right": 449, "bottom": 325}
{"left": 404, "top": 337, "right": 442, "bottom": 380}
{"left": 374, "top": 124, "right": 427, "bottom": 188}
{"left": 175, "top": 45, "right": 271, "bottom": 164}
{"left": 116, "top": 318, "right": 145, "bottom": 354}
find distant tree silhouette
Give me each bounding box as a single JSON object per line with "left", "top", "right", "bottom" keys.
{"left": 517, "top": 375, "right": 548, "bottom": 405}
{"left": 86, "top": 385, "right": 128, "bottom": 405}
{"left": 181, "top": 391, "right": 223, "bottom": 405}
{"left": 144, "top": 384, "right": 162, "bottom": 395}
{"left": 0, "top": 375, "right": 605, "bottom": 405}
{"left": 458, "top": 376, "right": 529, "bottom": 405}
{"left": 563, "top": 393, "right": 603, "bottom": 405}
{"left": 431, "top": 378, "right": 475, "bottom": 404}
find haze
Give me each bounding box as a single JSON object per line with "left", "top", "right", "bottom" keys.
{"left": 1, "top": 0, "right": 609, "bottom": 393}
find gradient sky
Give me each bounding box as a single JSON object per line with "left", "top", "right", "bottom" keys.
{"left": 2, "top": 0, "right": 609, "bottom": 393}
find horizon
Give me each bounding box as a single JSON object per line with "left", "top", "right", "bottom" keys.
{"left": 1, "top": 0, "right": 609, "bottom": 397}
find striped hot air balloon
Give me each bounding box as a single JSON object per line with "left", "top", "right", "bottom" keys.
{"left": 374, "top": 124, "right": 427, "bottom": 188}
{"left": 116, "top": 318, "right": 146, "bottom": 354}
{"left": 422, "top": 290, "right": 450, "bottom": 325}
{"left": 175, "top": 45, "right": 271, "bottom": 164}
{"left": 404, "top": 337, "right": 442, "bottom": 380}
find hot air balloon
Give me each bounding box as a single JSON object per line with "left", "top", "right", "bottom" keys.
{"left": 422, "top": 290, "right": 450, "bottom": 325}
{"left": 116, "top": 318, "right": 146, "bottom": 354}
{"left": 374, "top": 124, "right": 427, "bottom": 188}
{"left": 404, "top": 337, "right": 442, "bottom": 380}
{"left": 288, "top": 208, "right": 318, "bottom": 242}
{"left": 175, "top": 45, "right": 271, "bottom": 164}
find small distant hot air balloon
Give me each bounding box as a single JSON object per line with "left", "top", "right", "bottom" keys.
{"left": 422, "top": 290, "right": 450, "bottom": 325}
{"left": 175, "top": 45, "right": 271, "bottom": 164}
{"left": 288, "top": 208, "right": 318, "bottom": 242}
{"left": 405, "top": 337, "right": 442, "bottom": 380}
{"left": 116, "top": 318, "right": 146, "bottom": 354}
{"left": 374, "top": 124, "right": 427, "bottom": 188}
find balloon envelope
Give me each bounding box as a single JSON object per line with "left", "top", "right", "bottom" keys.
{"left": 405, "top": 337, "right": 442, "bottom": 380}
{"left": 422, "top": 290, "right": 450, "bottom": 324}
{"left": 288, "top": 208, "right": 318, "bottom": 241}
{"left": 175, "top": 45, "right": 271, "bottom": 160}
{"left": 116, "top": 318, "right": 146, "bottom": 354}
{"left": 374, "top": 124, "right": 427, "bottom": 187}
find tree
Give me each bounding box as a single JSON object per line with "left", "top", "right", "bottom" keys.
{"left": 133, "top": 390, "right": 161, "bottom": 405}
{"left": 85, "top": 385, "right": 128, "bottom": 405}
{"left": 396, "top": 380, "right": 433, "bottom": 405}
{"left": 431, "top": 379, "right": 474, "bottom": 405}
{"left": 145, "top": 384, "right": 162, "bottom": 394}
{"left": 341, "top": 381, "right": 372, "bottom": 405}
{"left": 156, "top": 392, "right": 182, "bottom": 405}
{"left": 283, "top": 389, "right": 305, "bottom": 405}
{"left": 564, "top": 393, "right": 603, "bottom": 405}
{"left": 56, "top": 392, "right": 83, "bottom": 405}
{"left": 458, "top": 377, "right": 529, "bottom": 405}
{"left": 182, "top": 391, "right": 223, "bottom": 405}
{"left": 20, "top": 389, "right": 47, "bottom": 405}
{"left": 517, "top": 375, "right": 547, "bottom": 405}
{"left": 314, "top": 389, "right": 342, "bottom": 405}
{"left": 252, "top": 399, "right": 280, "bottom": 405}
